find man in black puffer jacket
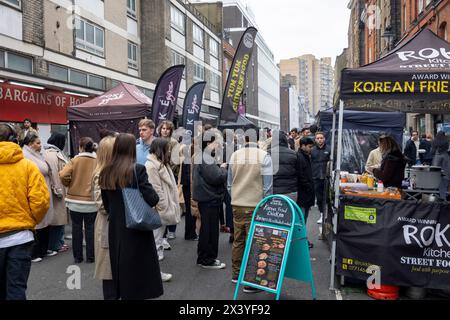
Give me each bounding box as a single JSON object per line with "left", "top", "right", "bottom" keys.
{"left": 297, "top": 137, "right": 316, "bottom": 248}
{"left": 270, "top": 132, "right": 301, "bottom": 200}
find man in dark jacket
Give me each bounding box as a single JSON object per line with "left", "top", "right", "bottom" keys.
{"left": 271, "top": 132, "right": 301, "bottom": 200}
{"left": 297, "top": 137, "right": 315, "bottom": 248}
{"left": 288, "top": 128, "right": 298, "bottom": 150}
{"left": 311, "top": 132, "right": 331, "bottom": 224}
{"left": 404, "top": 131, "right": 419, "bottom": 166}
{"left": 193, "top": 134, "right": 228, "bottom": 269}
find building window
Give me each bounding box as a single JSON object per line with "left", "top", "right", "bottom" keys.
{"left": 140, "top": 87, "right": 154, "bottom": 99}
{"left": 1, "top": 51, "right": 32, "bottom": 73}
{"left": 48, "top": 64, "right": 68, "bottom": 82}
{"left": 194, "top": 63, "right": 204, "bottom": 81}
{"left": 75, "top": 18, "right": 105, "bottom": 57}
{"left": 403, "top": 4, "right": 407, "bottom": 32}
{"left": 171, "top": 5, "right": 185, "bottom": 35}
{"left": 209, "top": 38, "right": 219, "bottom": 57}
{"left": 88, "top": 74, "right": 105, "bottom": 90}
{"left": 193, "top": 24, "right": 203, "bottom": 47}
{"left": 1, "top": 0, "right": 21, "bottom": 9}
{"left": 418, "top": 0, "right": 424, "bottom": 14}
{"left": 48, "top": 63, "right": 105, "bottom": 90}
{"left": 171, "top": 50, "right": 186, "bottom": 77}
{"left": 171, "top": 50, "right": 185, "bottom": 65}
{"left": 0, "top": 51, "right": 4, "bottom": 68}
{"left": 70, "top": 69, "right": 88, "bottom": 86}
{"left": 127, "top": 0, "right": 136, "bottom": 19}
{"left": 128, "top": 42, "right": 138, "bottom": 69}
{"left": 210, "top": 73, "right": 220, "bottom": 92}
{"left": 439, "top": 22, "right": 448, "bottom": 41}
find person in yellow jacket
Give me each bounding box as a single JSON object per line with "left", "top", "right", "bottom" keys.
{"left": 0, "top": 124, "right": 50, "bottom": 300}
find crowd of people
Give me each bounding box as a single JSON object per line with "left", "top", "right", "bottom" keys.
{"left": 1, "top": 117, "right": 449, "bottom": 300}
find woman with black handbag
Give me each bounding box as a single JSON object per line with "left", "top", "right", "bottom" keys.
{"left": 99, "top": 133, "right": 162, "bottom": 300}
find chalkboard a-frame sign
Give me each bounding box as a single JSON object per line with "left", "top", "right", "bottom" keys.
{"left": 234, "top": 195, "right": 316, "bottom": 300}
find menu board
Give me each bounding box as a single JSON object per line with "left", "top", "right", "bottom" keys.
{"left": 243, "top": 224, "right": 289, "bottom": 292}
{"left": 254, "top": 197, "right": 293, "bottom": 227}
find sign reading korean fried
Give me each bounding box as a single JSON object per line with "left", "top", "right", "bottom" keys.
{"left": 340, "top": 28, "right": 450, "bottom": 101}
{"left": 220, "top": 27, "right": 257, "bottom": 122}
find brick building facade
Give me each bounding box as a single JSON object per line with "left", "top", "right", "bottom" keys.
{"left": 401, "top": 0, "right": 450, "bottom": 134}
{"left": 402, "top": 0, "right": 449, "bottom": 41}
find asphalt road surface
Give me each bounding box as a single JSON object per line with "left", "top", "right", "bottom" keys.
{"left": 27, "top": 207, "right": 447, "bottom": 300}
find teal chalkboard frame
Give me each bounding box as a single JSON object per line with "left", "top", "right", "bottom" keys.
{"left": 234, "top": 194, "right": 316, "bottom": 300}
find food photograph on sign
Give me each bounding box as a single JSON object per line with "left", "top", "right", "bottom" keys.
{"left": 243, "top": 225, "right": 289, "bottom": 291}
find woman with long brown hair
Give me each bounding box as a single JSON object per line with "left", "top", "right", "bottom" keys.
{"left": 157, "top": 120, "right": 181, "bottom": 241}
{"left": 373, "top": 135, "right": 407, "bottom": 188}
{"left": 99, "top": 133, "right": 162, "bottom": 300}
{"left": 146, "top": 138, "right": 181, "bottom": 282}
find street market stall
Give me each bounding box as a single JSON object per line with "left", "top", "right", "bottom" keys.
{"left": 317, "top": 109, "right": 405, "bottom": 174}
{"left": 329, "top": 28, "right": 450, "bottom": 293}
{"left": 67, "top": 82, "right": 151, "bottom": 155}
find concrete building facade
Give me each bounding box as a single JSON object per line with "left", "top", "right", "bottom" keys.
{"left": 0, "top": 0, "right": 223, "bottom": 136}
{"left": 0, "top": 0, "right": 154, "bottom": 143}
{"left": 141, "top": 0, "right": 223, "bottom": 123}
{"left": 219, "top": 0, "right": 280, "bottom": 129}
{"left": 363, "top": 0, "right": 402, "bottom": 64}
{"left": 279, "top": 54, "right": 335, "bottom": 117}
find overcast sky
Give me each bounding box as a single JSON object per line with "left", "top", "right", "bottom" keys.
{"left": 229, "top": 0, "right": 351, "bottom": 64}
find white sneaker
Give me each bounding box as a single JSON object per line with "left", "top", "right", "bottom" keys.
{"left": 161, "top": 272, "right": 172, "bottom": 282}
{"left": 65, "top": 234, "right": 72, "bottom": 240}
{"left": 167, "top": 231, "right": 176, "bottom": 240}
{"left": 46, "top": 250, "right": 58, "bottom": 257}
{"left": 162, "top": 238, "right": 171, "bottom": 250}
{"left": 158, "top": 250, "right": 164, "bottom": 261}
{"left": 200, "top": 260, "right": 226, "bottom": 269}
{"left": 31, "top": 257, "right": 42, "bottom": 263}
{"left": 317, "top": 213, "right": 323, "bottom": 224}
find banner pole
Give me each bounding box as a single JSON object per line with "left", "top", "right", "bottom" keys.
{"left": 329, "top": 100, "right": 344, "bottom": 291}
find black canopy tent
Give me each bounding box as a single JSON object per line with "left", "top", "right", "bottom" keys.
{"left": 218, "top": 114, "right": 258, "bottom": 130}
{"left": 328, "top": 28, "right": 450, "bottom": 290}
{"left": 317, "top": 109, "right": 405, "bottom": 174}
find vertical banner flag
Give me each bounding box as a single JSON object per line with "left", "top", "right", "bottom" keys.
{"left": 182, "top": 81, "right": 206, "bottom": 138}
{"left": 220, "top": 27, "right": 258, "bottom": 122}
{"left": 151, "top": 64, "right": 185, "bottom": 128}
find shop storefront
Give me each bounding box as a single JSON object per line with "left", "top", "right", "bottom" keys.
{"left": 0, "top": 81, "right": 91, "bottom": 146}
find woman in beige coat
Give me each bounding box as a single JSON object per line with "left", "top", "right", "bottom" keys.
{"left": 145, "top": 138, "right": 181, "bottom": 282}
{"left": 44, "top": 133, "right": 69, "bottom": 253}
{"left": 92, "top": 136, "right": 116, "bottom": 300}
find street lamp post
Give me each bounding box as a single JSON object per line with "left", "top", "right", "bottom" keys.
{"left": 382, "top": 26, "right": 395, "bottom": 52}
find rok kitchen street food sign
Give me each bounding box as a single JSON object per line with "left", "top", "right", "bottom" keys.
{"left": 234, "top": 196, "right": 316, "bottom": 300}
{"left": 337, "top": 196, "right": 450, "bottom": 289}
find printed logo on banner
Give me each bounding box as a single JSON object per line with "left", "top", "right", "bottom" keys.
{"left": 243, "top": 33, "right": 254, "bottom": 48}
{"left": 344, "top": 206, "right": 377, "bottom": 224}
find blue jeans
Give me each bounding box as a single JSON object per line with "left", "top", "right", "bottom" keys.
{"left": 48, "top": 225, "right": 65, "bottom": 251}
{"left": 0, "top": 241, "right": 33, "bottom": 300}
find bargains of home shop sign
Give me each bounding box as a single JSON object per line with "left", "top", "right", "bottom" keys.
{"left": 0, "top": 83, "right": 90, "bottom": 124}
